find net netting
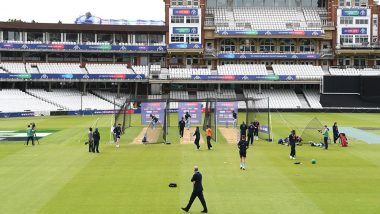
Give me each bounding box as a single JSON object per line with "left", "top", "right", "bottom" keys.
{"left": 246, "top": 98, "right": 271, "bottom": 141}
{"left": 300, "top": 117, "right": 324, "bottom": 144}
{"left": 203, "top": 100, "right": 216, "bottom": 141}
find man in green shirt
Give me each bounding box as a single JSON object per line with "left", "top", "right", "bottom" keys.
{"left": 26, "top": 125, "right": 34, "bottom": 146}
{"left": 323, "top": 125, "right": 329, "bottom": 150}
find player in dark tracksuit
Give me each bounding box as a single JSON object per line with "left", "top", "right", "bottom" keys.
{"left": 232, "top": 110, "right": 237, "bottom": 128}
{"left": 238, "top": 135, "right": 249, "bottom": 170}
{"left": 240, "top": 122, "right": 247, "bottom": 140}
{"left": 332, "top": 122, "right": 339, "bottom": 144}
{"left": 113, "top": 124, "right": 122, "bottom": 148}
{"left": 179, "top": 118, "right": 186, "bottom": 138}
{"left": 253, "top": 120, "right": 260, "bottom": 140}
{"left": 247, "top": 122, "right": 254, "bottom": 145}
{"left": 193, "top": 127, "right": 201, "bottom": 150}
{"left": 185, "top": 112, "right": 191, "bottom": 129}
{"left": 93, "top": 128, "right": 100, "bottom": 153}
{"left": 182, "top": 166, "right": 208, "bottom": 213}
{"left": 289, "top": 130, "right": 296, "bottom": 160}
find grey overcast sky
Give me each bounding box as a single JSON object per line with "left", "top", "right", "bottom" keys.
{"left": 0, "top": 0, "right": 165, "bottom": 23}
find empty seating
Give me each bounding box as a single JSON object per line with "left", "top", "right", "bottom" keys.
{"left": 303, "top": 90, "right": 322, "bottom": 109}
{"left": 25, "top": 63, "right": 83, "bottom": 74}
{"left": 244, "top": 89, "right": 302, "bottom": 109}
{"left": 169, "top": 68, "right": 211, "bottom": 79}
{"left": 132, "top": 65, "right": 150, "bottom": 77}
{"left": 217, "top": 64, "right": 268, "bottom": 75}
{"left": 86, "top": 64, "right": 134, "bottom": 74}
{"left": 0, "top": 63, "right": 26, "bottom": 73}
{"left": 0, "top": 89, "right": 59, "bottom": 112}
{"left": 197, "top": 90, "right": 236, "bottom": 99}
{"left": 272, "top": 64, "right": 324, "bottom": 80}
{"left": 27, "top": 89, "right": 114, "bottom": 110}
{"left": 329, "top": 68, "right": 380, "bottom": 76}
{"left": 91, "top": 91, "right": 130, "bottom": 107}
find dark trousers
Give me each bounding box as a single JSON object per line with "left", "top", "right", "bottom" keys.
{"left": 290, "top": 144, "right": 296, "bottom": 157}
{"left": 207, "top": 136, "right": 212, "bottom": 149}
{"left": 26, "top": 136, "right": 34, "bottom": 145}
{"left": 324, "top": 137, "right": 328, "bottom": 149}
{"left": 247, "top": 134, "right": 254, "bottom": 145}
{"left": 194, "top": 138, "right": 200, "bottom": 149}
{"left": 89, "top": 140, "right": 94, "bottom": 152}
{"left": 185, "top": 191, "right": 208, "bottom": 212}
{"left": 333, "top": 133, "right": 339, "bottom": 144}
{"left": 254, "top": 129, "right": 259, "bottom": 137}
{"left": 179, "top": 128, "right": 184, "bottom": 138}
{"left": 94, "top": 140, "right": 99, "bottom": 153}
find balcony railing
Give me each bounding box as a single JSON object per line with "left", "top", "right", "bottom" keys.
{"left": 337, "top": 43, "right": 380, "bottom": 49}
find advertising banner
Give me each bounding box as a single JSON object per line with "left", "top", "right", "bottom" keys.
{"left": 0, "top": 43, "right": 166, "bottom": 52}
{"left": 218, "top": 53, "right": 320, "bottom": 59}
{"left": 191, "top": 75, "right": 296, "bottom": 81}
{"left": 341, "top": 9, "right": 367, "bottom": 17}
{"left": 216, "top": 102, "right": 238, "bottom": 125}
{"left": 141, "top": 102, "right": 166, "bottom": 125}
{"left": 168, "top": 43, "right": 202, "bottom": 49}
{"left": 216, "top": 30, "right": 322, "bottom": 36}
{"left": 0, "top": 73, "right": 145, "bottom": 80}
{"left": 172, "top": 8, "right": 199, "bottom": 16}
{"left": 173, "top": 27, "right": 198, "bottom": 34}
{"left": 341, "top": 28, "right": 367, "bottom": 35}
{"left": 178, "top": 102, "right": 202, "bottom": 124}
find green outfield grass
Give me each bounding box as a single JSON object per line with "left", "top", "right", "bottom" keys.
{"left": 0, "top": 113, "right": 380, "bottom": 214}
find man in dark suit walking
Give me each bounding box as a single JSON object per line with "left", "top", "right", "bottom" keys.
{"left": 179, "top": 117, "right": 186, "bottom": 138}
{"left": 182, "top": 166, "right": 208, "bottom": 213}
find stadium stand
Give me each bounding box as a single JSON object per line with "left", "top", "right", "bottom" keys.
{"left": 303, "top": 90, "right": 323, "bottom": 109}
{"left": 244, "top": 89, "right": 302, "bottom": 108}
{"left": 0, "top": 63, "right": 26, "bottom": 73}
{"left": 329, "top": 67, "right": 380, "bottom": 76}
{"left": 132, "top": 65, "right": 150, "bottom": 77}
{"left": 208, "top": 7, "right": 326, "bottom": 31}
{"left": 91, "top": 91, "right": 130, "bottom": 107}
{"left": 169, "top": 68, "right": 211, "bottom": 79}
{"left": 0, "top": 89, "right": 59, "bottom": 112}
{"left": 86, "top": 64, "right": 134, "bottom": 74}
{"left": 25, "top": 63, "right": 83, "bottom": 74}
{"left": 26, "top": 89, "right": 114, "bottom": 110}
{"left": 197, "top": 90, "right": 237, "bottom": 99}
{"left": 272, "top": 64, "right": 324, "bottom": 80}
{"left": 217, "top": 64, "right": 268, "bottom": 75}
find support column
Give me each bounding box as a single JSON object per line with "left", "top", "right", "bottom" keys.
{"left": 117, "top": 83, "right": 121, "bottom": 98}
{"left": 135, "top": 82, "right": 138, "bottom": 97}
{"left": 259, "top": 84, "right": 262, "bottom": 94}
{"left": 48, "top": 82, "right": 52, "bottom": 92}
{"left": 83, "top": 82, "right": 87, "bottom": 93}
{"left": 217, "top": 83, "right": 221, "bottom": 94}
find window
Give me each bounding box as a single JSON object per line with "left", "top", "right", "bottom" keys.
{"left": 340, "top": 17, "right": 353, "bottom": 25}
{"left": 178, "top": 0, "right": 183, "bottom": 5}
{"left": 339, "top": 0, "right": 345, "bottom": 6}
{"left": 149, "top": 35, "right": 163, "bottom": 44}
{"left": 355, "top": 35, "right": 368, "bottom": 44}
{"left": 239, "top": 39, "right": 256, "bottom": 52}
{"left": 340, "top": 35, "right": 354, "bottom": 44}
{"left": 355, "top": 19, "right": 369, "bottom": 25}
{"left": 66, "top": 33, "right": 78, "bottom": 43}
{"left": 97, "top": 34, "right": 112, "bottom": 43}
{"left": 354, "top": 0, "right": 360, "bottom": 6}
{"left": 186, "top": 16, "right": 199, "bottom": 23}
{"left": 171, "top": 16, "right": 185, "bottom": 23}
{"left": 115, "top": 34, "right": 128, "bottom": 44}
{"left": 220, "top": 39, "right": 236, "bottom": 52}
{"left": 171, "top": 34, "right": 185, "bottom": 42}
{"left": 259, "top": 39, "right": 275, "bottom": 52}
{"left": 300, "top": 39, "right": 316, "bottom": 52}
{"left": 82, "top": 33, "right": 95, "bottom": 43}
{"left": 279, "top": 39, "right": 295, "bottom": 52}
{"left": 3, "top": 31, "right": 22, "bottom": 41}
{"left": 361, "top": 0, "right": 368, "bottom": 7}
{"left": 193, "top": 0, "right": 199, "bottom": 6}
{"left": 135, "top": 34, "right": 148, "bottom": 44}
{"left": 27, "top": 32, "right": 43, "bottom": 42}
{"left": 188, "top": 35, "right": 199, "bottom": 43}
{"left": 48, "top": 33, "right": 61, "bottom": 42}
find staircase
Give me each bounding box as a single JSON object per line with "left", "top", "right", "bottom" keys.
{"left": 296, "top": 93, "right": 310, "bottom": 108}
{"left": 297, "top": 10, "right": 307, "bottom": 28}
{"left": 226, "top": 11, "right": 235, "bottom": 28}
{"left": 24, "top": 90, "right": 67, "bottom": 110}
